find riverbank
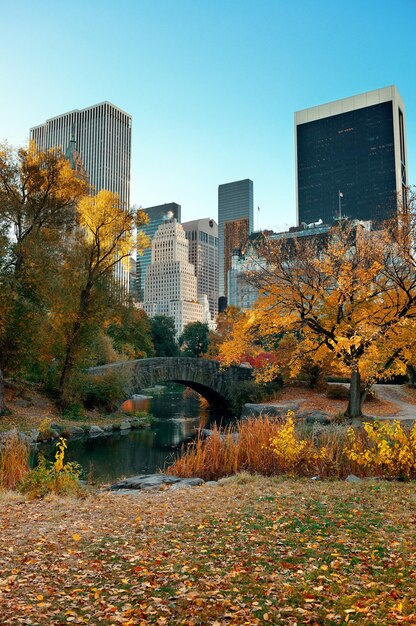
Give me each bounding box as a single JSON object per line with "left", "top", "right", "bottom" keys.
{"left": 1, "top": 475, "right": 415, "bottom": 625}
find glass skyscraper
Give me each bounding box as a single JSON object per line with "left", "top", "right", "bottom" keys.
{"left": 295, "top": 86, "right": 407, "bottom": 226}
{"left": 218, "top": 179, "right": 254, "bottom": 301}
{"left": 136, "top": 203, "right": 181, "bottom": 301}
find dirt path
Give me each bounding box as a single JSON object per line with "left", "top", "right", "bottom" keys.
{"left": 373, "top": 384, "right": 416, "bottom": 420}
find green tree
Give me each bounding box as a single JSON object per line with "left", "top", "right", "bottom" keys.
{"left": 179, "top": 321, "right": 210, "bottom": 357}
{"left": 150, "top": 316, "right": 179, "bottom": 357}
{"left": 107, "top": 305, "right": 155, "bottom": 359}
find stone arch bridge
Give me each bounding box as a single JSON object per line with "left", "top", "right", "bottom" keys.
{"left": 88, "top": 357, "right": 253, "bottom": 413}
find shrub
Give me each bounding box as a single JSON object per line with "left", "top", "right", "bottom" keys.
{"left": 62, "top": 404, "right": 85, "bottom": 420}
{"left": 345, "top": 420, "right": 416, "bottom": 479}
{"left": 19, "top": 437, "right": 84, "bottom": 499}
{"left": 83, "top": 368, "right": 132, "bottom": 412}
{"left": 326, "top": 384, "right": 350, "bottom": 400}
{"left": 0, "top": 430, "right": 30, "bottom": 489}
{"left": 229, "top": 379, "right": 283, "bottom": 414}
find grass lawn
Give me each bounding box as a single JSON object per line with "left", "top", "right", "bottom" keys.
{"left": 0, "top": 476, "right": 415, "bottom": 625}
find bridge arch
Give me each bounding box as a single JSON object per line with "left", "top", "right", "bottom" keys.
{"left": 88, "top": 357, "right": 252, "bottom": 413}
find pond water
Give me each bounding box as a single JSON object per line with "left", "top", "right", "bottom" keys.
{"left": 39, "top": 386, "right": 224, "bottom": 484}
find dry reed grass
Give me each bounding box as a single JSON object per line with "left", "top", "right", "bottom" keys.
{"left": 0, "top": 429, "right": 30, "bottom": 489}
{"left": 167, "top": 416, "right": 361, "bottom": 481}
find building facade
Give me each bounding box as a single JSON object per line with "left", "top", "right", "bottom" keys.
{"left": 295, "top": 86, "right": 407, "bottom": 226}
{"left": 182, "top": 218, "right": 219, "bottom": 319}
{"left": 136, "top": 203, "right": 181, "bottom": 301}
{"left": 218, "top": 179, "right": 254, "bottom": 301}
{"left": 142, "top": 218, "right": 212, "bottom": 336}
{"left": 30, "top": 102, "right": 132, "bottom": 290}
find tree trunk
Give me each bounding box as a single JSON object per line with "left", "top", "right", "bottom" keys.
{"left": 407, "top": 364, "right": 416, "bottom": 387}
{"left": 0, "top": 368, "right": 5, "bottom": 415}
{"left": 345, "top": 369, "right": 364, "bottom": 418}
{"left": 58, "top": 287, "right": 91, "bottom": 407}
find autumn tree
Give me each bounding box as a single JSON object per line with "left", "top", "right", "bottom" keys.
{"left": 206, "top": 306, "right": 243, "bottom": 358}
{"left": 0, "top": 141, "right": 88, "bottom": 405}
{"left": 56, "top": 190, "right": 149, "bottom": 405}
{"left": 179, "top": 321, "right": 210, "bottom": 357}
{"left": 220, "top": 199, "right": 416, "bottom": 418}
{"left": 107, "top": 306, "right": 155, "bottom": 359}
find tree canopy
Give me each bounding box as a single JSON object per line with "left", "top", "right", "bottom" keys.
{"left": 220, "top": 198, "right": 416, "bottom": 417}
{"left": 179, "top": 321, "right": 210, "bottom": 357}
{"left": 0, "top": 141, "right": 151, "bottom": 410}
{"left": 150, "top": 315, "right": 179, "bottom": 357}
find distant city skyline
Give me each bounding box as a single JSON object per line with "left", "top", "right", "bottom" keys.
{"left": 1, "top": 0, "right": 415, "bottom": 232}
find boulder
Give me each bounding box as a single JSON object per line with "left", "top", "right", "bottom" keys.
{"left": 346, "top": 474, "right": 362, "bottom": 483}
{"left": 88, "top": 425, "right": 105, "bottom": 437}
{"left": 119, "top": 420, "right": 132, "bottom": 430}
{"left": 102, "top": 424, "right": 113, "bottom": 432}
{"left": 301, "top": 411, "right": 331, "bottom": 425}
{"left": 242, "top": 402, "right": 300, "bottom": 418}
{"left": 110, "top": 474, "right": 182, "bottom": 491}
{"left": 170, "top": 478, "right": 205, "bottom": 490}
{"left": 67, "top": 426, "right": 86, "bottom": 439}
{"left": 29, "top": 429, "right": 40, "bottom": 443}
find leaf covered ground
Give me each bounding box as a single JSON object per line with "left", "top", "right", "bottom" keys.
{"left": 0, "top": 476, "right": 415, "bottom": 625}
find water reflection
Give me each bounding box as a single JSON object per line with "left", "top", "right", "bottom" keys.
{"left": 43, "top": 386, "right": 221, "bottom": 484}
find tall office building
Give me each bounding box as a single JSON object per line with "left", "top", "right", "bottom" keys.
{"left": 295, "top": 86, "right": 407, "bottom": 226}
{"left": 182, "top": 218, "right": 219, "bottom": 319}
{"left": 136, "top": 203, "right": 181, "bottom": 301}
{"left": 143, "top": 218, "right": 212, "bottom": 336}
{"left": 30, "top": 102, "right": 132, "bottom": 290}
{"left": 218, "top": 179, "right": 254, "bottom": 301}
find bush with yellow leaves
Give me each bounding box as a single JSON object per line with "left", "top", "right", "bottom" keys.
{"left": 345, "top": 420, "right": 416, "bottom": 479}
{"left": 19, "top": 437, "right": 84, "bottom": 499}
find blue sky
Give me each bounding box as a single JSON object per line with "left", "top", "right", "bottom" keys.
{"left": 1, "top": 0, "right": 415, "bottom": 231}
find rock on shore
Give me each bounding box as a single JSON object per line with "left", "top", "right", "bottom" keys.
{"left": 109, "top": 474, "right": 205, "bottom": 492}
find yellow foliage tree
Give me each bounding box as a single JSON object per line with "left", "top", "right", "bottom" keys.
{"left": 0, "top": 141, "right": 88, "bottom": 406}
{"left": 57, "top": 190, "right": 149, "bottom": 404}
{"left": 220, "top": 197, "right": 416, "bottom": 418}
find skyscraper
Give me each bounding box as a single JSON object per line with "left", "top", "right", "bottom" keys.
{"left": 142, "top": 218, "right": 212, "bottom": 336}
{"left": 182, "top": 218, "right": 219, "bottom": 319}
{"left": 218, "top": 179, "right": 254, "bottom": 302}
{"left": 295, "top": 86, "right": 407, "bottom": 226}
{"left": 136, "top": 203, "right": 181, "bottom": 301}
{"left": 30, "top": 102, "right": 132, "bottom": 290}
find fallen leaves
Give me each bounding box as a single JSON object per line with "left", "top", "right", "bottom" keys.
{"left": 0, "top": 478, "right": 415, "bottom": 624}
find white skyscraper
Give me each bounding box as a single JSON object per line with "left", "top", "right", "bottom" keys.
{"left": 30, "top": 102, "right": 132, "bottom": 290}
{"left": 143, "top": 218, "right": 212, "bottom": 335}
{"left": 183, "top": 218, "right": 219, "bottom": 320}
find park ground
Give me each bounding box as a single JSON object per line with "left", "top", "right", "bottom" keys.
{"left": 0, "top": 475, "right": 415, "bottom": 625}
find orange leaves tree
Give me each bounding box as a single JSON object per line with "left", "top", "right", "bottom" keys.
{"left": 221, "top": 199, "right": 416, "bottom": 418}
